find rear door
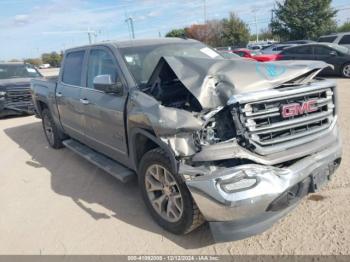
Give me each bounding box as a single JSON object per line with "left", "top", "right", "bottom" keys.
{"left": 80, "top": 47, "right": 128, "bottom": 162}
{"left": 56, "top": 50, "right": 87, "bottom": 142}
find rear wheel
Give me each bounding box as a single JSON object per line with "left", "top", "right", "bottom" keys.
{"left": 41, "top": 108, "right": 64, "bottom": 149}
{"left": 139, "top": 148, "right": 204, "bottom": 234}
{"left": 341, "top": 63, "right": 350, "bottom": 78}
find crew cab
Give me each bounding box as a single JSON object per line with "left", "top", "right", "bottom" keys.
{"left": 0, "top": 62, "right": 41, "bottom": 117}
{"left": 31, "top": 38, "right": 342, "bottom": 241}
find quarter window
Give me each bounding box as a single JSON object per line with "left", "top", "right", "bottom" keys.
{"left": 62, "top": 51, "right": 85, "bottom": 86}
{"left": 314, "top": 46, "right": 333, "bottom": 55}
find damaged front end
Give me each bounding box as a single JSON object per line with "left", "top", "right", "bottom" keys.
{"left": 128, "top": 56, "right": 342, "bottom": 241}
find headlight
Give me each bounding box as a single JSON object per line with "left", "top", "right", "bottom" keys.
{"left": 218, "top": 170, "right": 258, "bottom": 193}
{"left": 0, "top": 91, "right": 6, "bottom": 96}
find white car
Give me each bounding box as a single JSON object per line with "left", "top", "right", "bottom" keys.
{"left": 39, "top": 64, "right": 50, "bottom": 69}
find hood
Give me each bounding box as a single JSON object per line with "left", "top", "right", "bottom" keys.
{"left": 148, "top": 56, "right": 332, "bottom": 109}
{"left": 0, "top": 78, "right": 32, "bottom": 91}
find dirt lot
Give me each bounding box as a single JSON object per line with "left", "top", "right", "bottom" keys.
{"left": 0, "top": 78, "right": 349, "bottom": 255}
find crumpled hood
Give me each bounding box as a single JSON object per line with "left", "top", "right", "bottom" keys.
{"left": 155, "top": 56, "right": 332, "bottom": 109}
{"left": 0, "top": 78, "right": 32, "bottom": 91}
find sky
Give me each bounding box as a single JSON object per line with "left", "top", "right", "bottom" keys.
{"left": 0, "top": 0, "right": 349, "bottom": 60}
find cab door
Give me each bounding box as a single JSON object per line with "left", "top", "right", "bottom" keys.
{"left": 80, "top": 47, "right": 128, "bottom": 163}
{"left": 56, "top": 50, "right": 86, "bottom": 142}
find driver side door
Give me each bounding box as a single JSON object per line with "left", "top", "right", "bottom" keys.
{"left": 80, "top": 47, "right": 128, "bottom": 164}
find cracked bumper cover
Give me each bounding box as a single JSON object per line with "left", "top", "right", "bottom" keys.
{"left": 180, "top": 127, "right": 342, "bottom": 242}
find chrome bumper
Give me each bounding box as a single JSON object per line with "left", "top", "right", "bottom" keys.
{"left": 181, "top": 127, "right": 342, "bottom": 242}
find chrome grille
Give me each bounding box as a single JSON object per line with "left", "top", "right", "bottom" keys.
{"left": 5, "top": 88, "right": 33, "bottom": 108}
{"left": 237, "top": 87, "right": 335, "bottom": 155}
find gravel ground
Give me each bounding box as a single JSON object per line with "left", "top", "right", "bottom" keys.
{"left": 0, "top": 78, "right": 349, "bottom": 255}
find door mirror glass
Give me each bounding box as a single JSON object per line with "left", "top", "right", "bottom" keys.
{"left": 93, "top": 74, "right": 123, "bottom": 95}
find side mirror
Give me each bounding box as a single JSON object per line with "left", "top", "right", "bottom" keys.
{"left": 93, "top": 75, "right": 123, "bottom": 96}
{"left": 329, "top": 51, "right": 337, "bottom": 56}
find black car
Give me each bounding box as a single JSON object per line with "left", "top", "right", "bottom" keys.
{"left": 0, "top": 62, "right": 42, "bottom": 117}
{"left": 278, "top": 43, "right": 350, "bottom": 78}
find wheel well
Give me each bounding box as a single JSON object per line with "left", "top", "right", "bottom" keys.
{"left": 133, "top": 133, "right": 159, "bottom": 169}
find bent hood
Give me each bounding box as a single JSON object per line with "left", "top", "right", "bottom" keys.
{"left": 148, "top": 56, "right": 332, "bottom": 109}
{"left": 0, "top": 78, "right": 32, "bottom": 91}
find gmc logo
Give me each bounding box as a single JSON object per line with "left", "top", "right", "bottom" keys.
{"left": 281, "top": 100, "right": 318, "bottom": 118}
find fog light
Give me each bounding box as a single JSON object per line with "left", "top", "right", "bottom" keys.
{"left": 218, "top": 170, "right": 258, "bottom": 193}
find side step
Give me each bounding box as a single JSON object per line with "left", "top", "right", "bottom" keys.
{"left": 62, "top": 139, "right": 136, "bottom": 183}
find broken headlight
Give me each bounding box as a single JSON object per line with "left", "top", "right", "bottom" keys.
{"left": 196, "top": 107, "right": 236, "bottom": 146}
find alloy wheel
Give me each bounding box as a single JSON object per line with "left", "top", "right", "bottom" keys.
{"left": 145, "top": 164, "right": 184, "bottom": 223}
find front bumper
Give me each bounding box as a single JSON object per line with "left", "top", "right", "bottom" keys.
{"left": 0, "top": 97, "right": 34, "bottom": 117}
{"left": 181, "top": 131, "right": 342, "bottom": 242}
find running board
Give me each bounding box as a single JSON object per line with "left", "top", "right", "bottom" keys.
{"left": 62, "top": 139, "right": 136, "bottom": 183}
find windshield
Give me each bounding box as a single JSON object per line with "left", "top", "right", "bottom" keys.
{"left": 119, "top": 42, "right": 223, "bottom": 85}
{"left": 0, "top": 64, "right": 41, "bottom": 79}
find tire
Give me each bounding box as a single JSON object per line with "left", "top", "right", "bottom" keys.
{"left": 139, "top": 148, "right": 204, "bottom": 234}
{"left": 41, "top": 108, "right": 64, "bottom": 149}
{"left": 341, "top": 63, "right": 350, "bottom": 78}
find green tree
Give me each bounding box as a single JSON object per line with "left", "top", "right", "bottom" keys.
{"left": 221, "top": 12, "right": 250, "bottom": 47}
{"left": 41, "top": 52, "right": 62, "bottom": 67}
{"left": 270, "top": 0, "right": 337, "bottom": 41}
{"left": 24, "top": 58, "right": 42, "bottom": 66}
{"left": 338, "top": 22, "right": 350, "bottom": 33}
{"left": 165, "top": 28, "right": 187, "bottom": 38}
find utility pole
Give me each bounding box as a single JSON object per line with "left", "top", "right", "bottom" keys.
{"left": 125, "top": 17, "right": 135, "bottom": 39}
{"left": 252, "top": 7, "right": 259, "bottom": 43}
{"left": 203, "top": 0, "right": 207, "bottom": 23}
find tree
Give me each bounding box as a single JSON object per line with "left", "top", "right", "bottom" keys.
{"left": 24, "top": 58, "right": 42, "bottom": 66}
{"left": 41, "top": 52, "right": 62, "bottom": 67}
{"left": 338, "top": 22, "right": 350, "bottom": 33}
{"left": 221, "top": 12, "right": 250, "bottom": 47}
{"left": 186, "top": 24, "right": 210, "bottom": 43}
{"left": 165, "top": 28, "right": 187, "bottom": 38}
{"left": 270, "top": 0, "right": 337, "bottom": 41}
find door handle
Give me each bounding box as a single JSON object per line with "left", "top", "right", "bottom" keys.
{"left": 80, "top": 98, "right": 90, "bottom": 105}
{"left": 56, "top": 92, "right": 63, "bottom": 97}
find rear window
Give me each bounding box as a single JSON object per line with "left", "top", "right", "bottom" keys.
{"left": 339, "top": 35, "right": 350, "bottom": 45}
{"left": 62, "top": 51, "right": 85, "bottom": 86}
{"left": 318, "top": 36, "right": 337, "bottom": 43}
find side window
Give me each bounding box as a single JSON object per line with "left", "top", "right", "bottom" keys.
{"left": 293, "top": 46, "right": 312, "bottom": 55}
{"left": 339, "top": 35, "right": 350, "bottom": 45}
{"left": 62, "top": 51, "right": 85, "bottom": 86}
{"left": 314, "top": 46, "right": 333, "bottom": 55}
{"left": 318, "top": 36, "right": 337, "bottom": 43}
{"left": 87, "top": 49, "right": 118, "bottom": 89}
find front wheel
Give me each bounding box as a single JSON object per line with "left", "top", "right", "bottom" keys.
{"left": 139, "top": 148, "right": 204, "bottom": 234}
{"left": 341, "top": 63, "right": 350, "bottom": 78}
{"left": 41, "top": 108, "right": 64, "bottom": 149}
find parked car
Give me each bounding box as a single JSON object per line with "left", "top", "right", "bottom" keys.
{"left": 39, "top": 64, "right": 51, "bottom": 69}
{"left": 318, "top": 32, "right": 350, "bottom": 49}
{"left": 280, "top": 40, "right": 315, "bottom": 45}
{"left": 260, "top": 44, "right": 298, "bottom": 54}
{"left": 278, "top": 43, "right": 350, "bottom": 77}
{"left": 0, "top": 62, "right": 41, "bottom": 117}
{"left": 233, "top": 48, "right": 280, "bottom": 62}
{"left": 31, "top": 38, "right": 342, "bottom": 242}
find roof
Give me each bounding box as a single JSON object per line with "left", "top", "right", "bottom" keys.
{"left": 65, "top": 37, "right": 199, "bottom": 52}
{"left": 0, "top": 62, "right": 25, "bottom": 65}
{"left": 319, "top": 32, "right": 350, "bottom": 37}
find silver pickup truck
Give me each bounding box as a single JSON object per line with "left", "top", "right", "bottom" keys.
{"left": 31, "top": 38, "right": 342, "bottom": 242}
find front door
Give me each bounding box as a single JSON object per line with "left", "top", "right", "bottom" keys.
{"left": 80, "top": 47, "right": 128, "bottom": 163}
{"left": 56, "top": 50, "right": 86, "bottom": 142}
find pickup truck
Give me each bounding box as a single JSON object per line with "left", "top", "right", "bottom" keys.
{"left": 0, "top": 62, "right": 41, "bottom": 117}
{"left": 31, "top": 38, "right": 342, "bottom": 242}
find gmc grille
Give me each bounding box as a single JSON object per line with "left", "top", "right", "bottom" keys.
{"left": 5, "top": 88, "right": 33, "bottom": 108}
{"left": 236, "top": 87, "right": 335, "bottom": 155}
